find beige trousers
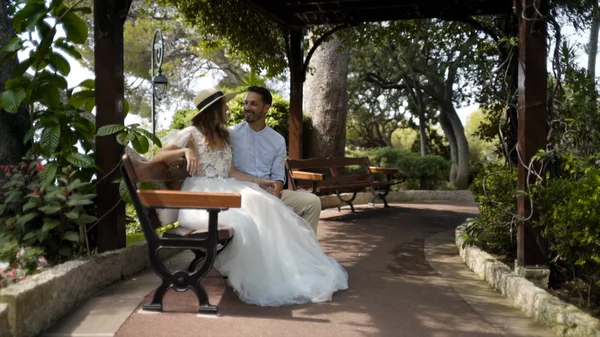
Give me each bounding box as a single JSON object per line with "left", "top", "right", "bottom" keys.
{"left": 281, "top": 189, "right": 322, "bottom": 233}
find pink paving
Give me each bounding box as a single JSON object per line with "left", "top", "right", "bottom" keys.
{"left": 111, "top": 202, "right": 552, "bottom": 337}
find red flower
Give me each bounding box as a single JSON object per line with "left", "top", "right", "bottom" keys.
{"left": 35, "top": 161, "right": 45, "bottom": 173}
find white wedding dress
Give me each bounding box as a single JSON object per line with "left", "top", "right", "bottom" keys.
{"left": 168, "top": 126, "right": 348, "bottom": 306}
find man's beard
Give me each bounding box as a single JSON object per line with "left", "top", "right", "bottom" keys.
{"left": 245, "top": 110, "right": 258, "bottom": 123}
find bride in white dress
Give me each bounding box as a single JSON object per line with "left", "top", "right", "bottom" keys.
{"left": 154, "top": 89, "right": 348, "bottom": 307}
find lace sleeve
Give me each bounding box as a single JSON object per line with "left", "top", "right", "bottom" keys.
{"left": 165, "top": 128, "right": 192, "bottom": 149}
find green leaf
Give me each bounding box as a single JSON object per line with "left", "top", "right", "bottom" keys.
{"left": 55, "top": 41, "right": 82, "bottom": 60}
{"left": 42, "top": 218, "right": 61, "bottom": 232}
{"left": 64, "top": 231, "right": 80, "bottom": 242}
{"left": 39, "top": 204, "right": 62, "bottom": 214}
{"left": 71, "top": 7, "right": 92, "bottom": 15}
{"left": 97, "top": 124, "right": 126, "bottom": 136}
{"left": 0, "top": 205, "right": 5, "bottom": 216}
{"left": 67, "top": 179, "right": 90, "bottom": 191}
{"left": 65, "top": 209, "right": 79, "bottom": 219}
{"left": 66, "top": 152, "right": 95, "bottom": 168}
{"left": 17, "top": 212, "right": 38, "bottom": 226}
{"left": 1, "top": 37, "right": 23, "bottom": 54}
{"left": 119, "top": 179, "right": 132, "bottom": 203}
{"left": 116, "top": 131, "right": 134, "bottom": 145}
{"left": 40, "top": 124, "right": 60, "bottom": 154}
{"left": 39, "top": 70, "right": 68, "bottom": 90}
{"left": 23, "top": 201, "right": 38, "bottom": 212}
{"left": 40, "top": 85, "right": 62, "bottom": 107}
{"left": 77, "top": 79, "right": 95, "bottom": 90}
{"left": 48, "top": 52, "right": 70, "bottom": 76}
{"left": 37, "top": 18, "right": 53, "bottom": 40}
{"left": 36, "top": 229, "right": 48, "bottom": 243}
{"left": 23, "top": 232, "right": 37, "bottom": 242}
{"left": 1, "top": 89, "right": 27, "bottom": 113}
{"left": 14, "top": 58, "right": 34, "bottom": 77}
{"left": 136, "top": 128, "right": 163, "bottom": 148}
{"left": 5, "top": 77, "right": 31, "bottom": 90}
{"left": 13, "top": 2, "right": 47, "bottom": 33}
{"left": 68, "top": 89, "right": 95, "bottom": 109}
{"left": 67, "top": 198, "right": 94, "bottom": 207}
{"left": 132, "top": 133, "right": 150, "bottom": 154}
{"left": 39, "top": 162, "right": 58, "bottom": 184}
{"left": 75, "top": 214, "right": 97, "bottom": 226}
{"left": 62, "top": 12, "right": 88, "bottom": 44}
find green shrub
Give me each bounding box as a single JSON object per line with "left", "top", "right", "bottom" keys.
{"left": 534, "top": 168, "right": 600, "bottom": 271}
{"left": 347, "top": 147, "right": 451, "bottom": 190}
{"left": 465, "top": 164, "right": 517, "bottom": 255}
{"left": 0, "top": 158, "right": 96, "bottom": 263}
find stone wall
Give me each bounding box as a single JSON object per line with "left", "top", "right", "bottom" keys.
{"left": 455, "top": 224, "right": 600, "bottom": 337}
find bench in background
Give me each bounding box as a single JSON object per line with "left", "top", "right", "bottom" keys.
{"left": 285, "top": 156, "right": 405, "bottom": 212}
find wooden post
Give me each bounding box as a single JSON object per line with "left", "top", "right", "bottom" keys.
{"left": 516, "top": 0, "right": 548, "bottom": 267}
{"left": 288, "top": 30, "right": 304, "bottom": 160}
{"left": 94, "top": 0, "right": 132, "bottom": 252}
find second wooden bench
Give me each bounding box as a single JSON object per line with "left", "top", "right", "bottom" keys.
{"left": 285, "top": 156, "right": 404, "bottom": 212}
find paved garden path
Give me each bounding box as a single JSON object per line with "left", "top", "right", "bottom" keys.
{"left": 46, "top": 202, "right": 554, "bottom": 337}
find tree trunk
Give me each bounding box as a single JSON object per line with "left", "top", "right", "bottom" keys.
{"left": 417, "top": 105, "right": 428, "bottom": 156}
{"left": 438, "top": 112, "right": 458, "bottom": 182}
{"left": 303, "top": 33, "right": 350, "bottom": 158}
{"left": 0, "top": 0, "right": 29, "bottom": 176}
{"left": 589, "top": 9, "right": 600, "bottom": 77}
{"left": 442, "top": 104, "right": 470, "bottom": 189}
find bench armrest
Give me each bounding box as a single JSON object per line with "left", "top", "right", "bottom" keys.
{"left": 289, "top": 170, "right": 325, "bottom": 181}
{"left": 137, "top": 190, "right": 241, "bottom": 209}
{"left": 369, "top": 166, "right": 399, "bottom": 175}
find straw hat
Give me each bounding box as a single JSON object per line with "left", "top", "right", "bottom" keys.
{"left": 193, "top": 88, "right": 236, "bottom": 115}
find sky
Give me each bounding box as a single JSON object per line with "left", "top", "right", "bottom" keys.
{"left": 57, "top": 19, "right": 592, "bottom": 130}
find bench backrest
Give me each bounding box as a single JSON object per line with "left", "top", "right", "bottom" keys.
{"left": 285, "top": 156, "right": 374, "bottom": 191}
{"left": 121, "top": 153, "right": 188, "bottom": 228}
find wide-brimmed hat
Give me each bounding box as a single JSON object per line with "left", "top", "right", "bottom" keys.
{"left": 193, "top": 88, "right": 236, "bottom": 115}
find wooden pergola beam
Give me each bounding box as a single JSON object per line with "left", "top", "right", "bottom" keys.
{"left": 93, "top": 0, "right": 133, "bottom": 252}
{"left": 516, "top": 0, "right": 548, "bottom": 266}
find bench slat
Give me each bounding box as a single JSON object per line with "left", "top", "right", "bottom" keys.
{"left": 317, "top": 181, "right": 392, "bottom": 192}
{"left": 369, "top": 166, "right": 400, "bottom": 175}
{"left": 287, "top": 156, "right": 369, "bottom": 170}
{"left": 162, "top": 225, "right": 233, "bottom": 241}
{"left": 289, "top": 170, "right": 325, "bottom": 181}
{"left": 138, "top": 190, "right": 242, "bottom": 208}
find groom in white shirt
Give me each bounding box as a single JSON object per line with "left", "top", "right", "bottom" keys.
{"left": 228, "top": 86, "right": 322, "bottom": 232}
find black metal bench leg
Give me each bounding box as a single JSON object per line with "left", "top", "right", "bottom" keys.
{"left": 189, "top": 279, "right": 218, "bottom": 314}
{"left": 188, "top": 250, "right": 206, "bottom": 272}
{"left": 144, "top": 280, "right": 171, "bottom": 312}
{"left": 336, "top": 191, "right": 358, "bottom": 213}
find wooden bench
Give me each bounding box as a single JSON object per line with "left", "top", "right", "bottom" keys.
{"left": 285, "top": 156, "right": 404, "bottom": 212}
{"left": 121, "top": 153, "right": 240, "bottom": 314}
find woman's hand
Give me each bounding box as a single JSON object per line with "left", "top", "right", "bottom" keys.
{"left": 184, "top": 148, "right": 201, "bottom": 176}
{"left": 256, "top": 179, "right": 278, "bottom": 194}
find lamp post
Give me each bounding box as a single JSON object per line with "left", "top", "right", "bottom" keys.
{"left": 151, "top": 29, "right": 168, "bottom": 136}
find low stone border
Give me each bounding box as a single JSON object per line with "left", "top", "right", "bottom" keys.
{"left": 455, "top": 224, "right": 600, "bottom": 337}
{"left": 321, "top": 189, "right": 474, "bottom": 209}
{"left": 0, "top": 242, "right": 176, "bottom": 337}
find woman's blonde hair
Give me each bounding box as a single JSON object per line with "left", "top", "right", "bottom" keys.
{"left": 191, "top": 98, "right": 230, "bottom": 150}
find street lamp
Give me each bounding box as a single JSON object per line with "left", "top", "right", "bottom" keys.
{"left": 151, "top": 29, "right": 168, "bottom": 136}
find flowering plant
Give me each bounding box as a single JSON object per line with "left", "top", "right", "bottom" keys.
{"left": 0, "top": 242, "right": 48, "bottom": 288}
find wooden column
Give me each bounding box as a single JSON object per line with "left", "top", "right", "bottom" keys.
{"left": 94, "top": 0, "right": 132, "bottom": 252}
{"left": 516, "top": 0, "right": 548, "bottom": 266}
{"left": 288, "top": 29, "right": 304, "bottom": 160}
